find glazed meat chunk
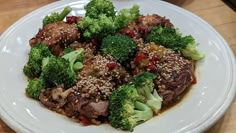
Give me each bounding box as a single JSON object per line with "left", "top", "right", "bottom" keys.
{"left": 119, "top": 14, "right": 173, "bottom": 39}
{"left": 29, "top": 21, "right": 80, "bottom": 56}
{"left": 74, "top": 54, "right": 130, "bottom": 101}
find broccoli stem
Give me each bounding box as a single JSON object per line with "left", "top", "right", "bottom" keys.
{"left": 59, "top": 6, "right": 72, "bottom": 21}
{"left": 133, "top": 101, "right": 153, "bottom": 123}
{"left": 73, "top": 62, "right": 83, "bottom": 71}
{"left": 62, "top": 48, "right": 84, "bottom": 72}
{"left": 146, "top": 90, "right": 162, "bottom": 114}
{"left": 181, "top": 43, "right": 204, "bottom": 60}
{"left": 137, "top": 84, "right": 163, "bottom": 114}
{"left": 131, "top": 72, "right": 163, "bottom": 114}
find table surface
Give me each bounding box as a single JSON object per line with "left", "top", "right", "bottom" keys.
{"left": 0, "top": 0, "right": 235, "bottom": 132}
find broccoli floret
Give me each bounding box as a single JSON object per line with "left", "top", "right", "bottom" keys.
{"left": 146, "top": 26, "right": 204, "bottom": 60}
{"left": 101, "top": 34, "right": 138, "bottom": 63}
{"left": 41, "top": 48, "right": 84, "bottom": 88}
{"left": 109, "top": 84, "right": 153, "bottom": 131}
{"left": 146, "top": 26, "right": 186, "bottom": 51}
{"left": 85, "top": 0, "right": 116, "bottom": 18}
{"left": 115, "top": 4, "right": 140, "bottom": 30}
{"left": 181, "top": 37, "right": 205, "bottom": 60}
{"left": 78, "top": 1, "right": 141, "bottom": 41}
{"left": 26, "top": 77, "right": 46, "bottom": 100}
{"left": 25, "top": 48, "right": 84, "bottom": 100}
{"left": 43, "top": 6, "right": 72, "bottom": 26}
{"left": 130, "top": 72, "right": 162, "bottom": 114}
{"left": 78, "top": 14, "right": 116, "bottom": 40}
{"left": 41, "top": 56, "right": 77, "bottom": 88}
{"left": 23, "top": 61, "right": 41, "bottom": 79}
{"left": 23, "top": 43, "right": 52, "bottom": 78}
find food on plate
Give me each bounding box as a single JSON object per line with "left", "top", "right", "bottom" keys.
{"left": 29, "top": 21, "right": 80, "bottom": 56}
{"left": 85, "top": 0, "right": 116, "bottom": 18}
{"left": 108, "top": 81, "right": 153, "bottom": 131}
{"left": 101, "top": 34, "right": 138, "bottom": 63}
{"left": 78, "top": 3, "right": 139, "bottom": 40}
{"left": 132, "top": 43, "right": 195, "bottom": 105}
{"left": 146, "top": 26, "right": 204, "bottom": 60}
{"left": 42, "top": 6, "right": 72, "bottom": 26}
{"left": 23, "top": 0, "right": 204, "bottom": 131}
{"left": 26, "top": 48, "right": 83, "bottom": 100}
{"left": 23, "top": 43, "right": 52, "bottom": 78}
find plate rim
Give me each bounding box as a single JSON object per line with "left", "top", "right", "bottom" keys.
{"left": 0, "top": 0, "right": 235, "bottom": 133}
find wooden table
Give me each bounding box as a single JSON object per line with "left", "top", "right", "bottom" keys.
{"left": 0, "top": 0, "right": 235, "bottom": 132}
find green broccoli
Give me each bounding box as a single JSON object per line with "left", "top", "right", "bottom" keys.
{"left": 63, "top": 48, "right": 84, "bottom": 63}
{"left": 85, "top": 0, "right": 116, "bottom": 18}
{"left": 109, "top": 84, "right": 153, "bottom": 131}
{"left": 115, "top": 4, "right": 140, "bottom": 30}
{"left": 181, "top": 39, "right": 205, "bottom": 60}
{"left": 73, "top": 62, "right": 83, "bottom": 71}
{"left": 43, "top": 6, "right": 72, "bottom": 26}
{"left": 25, "top": 48, "right": 84, "bottom": 100}
{"left": 101, "top": 34, "right": 138, "bottom": 63}
{"left": 130, "top": 72, "right": 163, "bottom": 114}
{"left": 26, "top": 77, "right": 46, "bottom": 100}
{"left": 62, "top": 48, "right": 84, "bottom": 72}
{"left": 78, "top": 0, "right": 116, "bottom": 40}
{"left": 78, "top": 14, "right": 116, "bottom": 40}
{"left": 41, "top": 48, "right": 84, "bottom": 88}
{"left": 41, "top": 56, "right": 76, "bottom": 89}
{"left": 146, "top": 26, "right": 204, "bottom": 60}
{"left": 78, "top": 1, "right": 141, "bottom": 41}
{"left": 23, "top": 43, "right": 52, "bottom": 78}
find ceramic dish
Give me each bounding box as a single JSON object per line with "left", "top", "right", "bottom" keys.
{"left": 0, "top": 0, "right": 235, "bottom": 132}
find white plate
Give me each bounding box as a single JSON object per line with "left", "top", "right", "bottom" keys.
{"left": 0, "top": 0, "right": 235, "bottom": 133}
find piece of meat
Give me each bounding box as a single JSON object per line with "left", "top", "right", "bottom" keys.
{"left": 63, "top": 92, "right": 86, "bottom": 117}
{"left": 158, "top": 90, "right": 174, "bottom": 104}
{"left": 155, "top": 61, "right": 194, "bottom": 105}
{"left": 29, "top": 21, "right": 80, "bottom": 56}
{"left": 156, "top": 71, "right": 193, "bottom": 105}
{"left": 79, "top": 101, "right": 109, "bottom": 119}
{"left": 63, "top": 92, "right": 109, "bottom": 119}
{"left": 72, "top": 55, "right": 130, "bottom": 101}
{"left": 119, "top": 14, "right": 173, "bottom": 39}
{"left": 39, "top": 88, "right": 67, "bottom": 110}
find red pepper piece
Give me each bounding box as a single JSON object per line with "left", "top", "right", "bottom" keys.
{"left": 147, "top": 63, "right": 157, "bottom": 71}
{"left": 191, "top": 75, "right": 197, "bottom": 84}
{"left": 106, "top": 63, "right": 117, "bottom": 70}
{"left": 79, "top": 115, "right": 91, "bottom": 126}
{"left": 125, "top": 30, "right": 135, "bottom": 38}
{"left": 151, "top": 56, "right": 159, "bottom": 62}
{"left": 66, "top": 16, "right": 81, "bottom": 23}
{"left": 134, "top": 52, "right": 146, "bottom": 65}
{"left": 91, "top": 39, "right": 98, "bottom": 45}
